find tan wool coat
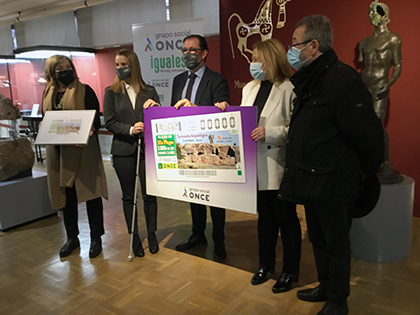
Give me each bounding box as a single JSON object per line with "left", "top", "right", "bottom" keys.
{"left": 43, "top": 80, "right": 108, "bottom": 209}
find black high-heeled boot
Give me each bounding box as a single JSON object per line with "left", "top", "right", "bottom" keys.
{"left": 148, "top": 232, "right": 159, "bottom": 254}
{"left": 133, "top": 234, "right": 145, "bottom": 257}
{"left": 59, "top": 237, "right": 80, "bottom": 257}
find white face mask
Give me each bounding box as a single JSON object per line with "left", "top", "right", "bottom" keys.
{"left": 249, "top": 62, "right": 267, "bottom": 80}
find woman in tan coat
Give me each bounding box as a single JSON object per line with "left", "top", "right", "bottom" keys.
{"left": 42, "top": 55, "right": 108, "bottom": 258}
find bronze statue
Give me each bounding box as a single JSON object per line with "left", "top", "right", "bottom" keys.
{"left": 358, "top": 0, "right": 402, "bottom": 182}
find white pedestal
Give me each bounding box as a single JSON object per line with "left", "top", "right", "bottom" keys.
{"left": 0, "top": 170, "right": 56, "bottom": 230}
{"left": 350, "top": 175, "right": 415, "bottom": 263}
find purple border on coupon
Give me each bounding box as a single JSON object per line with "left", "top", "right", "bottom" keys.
{"left": 144, "top": 106, "right": 257, "bottom": 212}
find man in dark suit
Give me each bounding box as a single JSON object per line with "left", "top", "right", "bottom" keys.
{"left": 148, "top": 34, "right": 229, "bottom": 261}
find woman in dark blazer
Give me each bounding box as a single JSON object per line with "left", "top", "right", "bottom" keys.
{"left": 104, "top": 49, "right": 160, "bottom": 257}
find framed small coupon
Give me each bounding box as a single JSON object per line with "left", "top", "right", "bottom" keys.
{"left": 35, "top": 110, "right": 96, "bottom": 145}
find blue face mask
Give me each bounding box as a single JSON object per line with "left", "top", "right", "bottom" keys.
{"left": 249, "top": 62, "right": 267, "bottom": 80}
{"left": 287, "top": 42, "right": 311, "bottom": 71}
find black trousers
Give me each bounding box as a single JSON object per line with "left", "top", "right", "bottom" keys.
{"left": 304, "top": 202, "right": 353, "bottom": 303}
{"left": 112, "top": 154, "right": 157, "bottom": 234}
{"left": 62, "top": 185, "right": 104, "bottom": 239}
{"left": 190, "top": 203, "right": 225, "bottom": 244}
{"left": 257, "top": 190, "right": 301, "bottom": 274}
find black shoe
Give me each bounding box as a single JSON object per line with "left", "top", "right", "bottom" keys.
{"left": 89, "top": 237, "right": 102, "bottom": 258}
{"left": 272, "top": 272, "right": 299, "bottom": 293}
{"left": 251, "top": 265, "right": 274, "bottom": 285}
{"left": 133, "top": 234, "right": 145, "bottom": 257}
{"left": 317, "top": 301, "right": 349, "bottom": 315}
{"left": 175, "top": 235, "right": 207, "bottom": 251}
{"left": 213, "top": 242, "right": 227, "bottom": 262}
{"left": 148, "top": 232, "right": 159, "bottom": 254}
{"left": 297, "top": 285, "right": 328, "bottom": 302}
{"left": 59, "top": 237, "right": 80, "bottom": 257}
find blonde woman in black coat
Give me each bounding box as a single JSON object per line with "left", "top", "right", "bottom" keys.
{"left": 104, "top": 49, "right": 160, "bottom": 257}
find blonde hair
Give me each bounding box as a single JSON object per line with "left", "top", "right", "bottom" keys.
{"left": 44, "top": 55, "right": 78, "bottom": 88}
{"left": 253, "top": 38, "right": 292, "bottom": 84}
{"left": 109, "top": 49, "right": 147, "bottom": 95}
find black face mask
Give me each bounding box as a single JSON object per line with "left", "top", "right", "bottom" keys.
{"left": 56, "top": 70, "right": 75, "bottom": 86}
{"left": 116, "top": 67, "right": 132, "bottom": 80}
{"left": 183, "top": 52, "right": 200, "bottom": 70}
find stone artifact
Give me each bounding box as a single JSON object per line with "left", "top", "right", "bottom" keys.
{"left": 0, "top": 138, "right": 35, "bottom": 181}
{"left": 0, "top": 94, "right": 34, "bottom": 181}
{"left": 358, "top": 0, "right": 402, "bottom": 183}
{"left": 0, "top": 94, "right": 21, "bottom": 120}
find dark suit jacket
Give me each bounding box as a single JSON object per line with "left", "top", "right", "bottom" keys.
{"left": 103, "top": 84, "right": 159, "bottom": 156}
{"left": 171, "top": 66, "right": 230, "bottom": 106}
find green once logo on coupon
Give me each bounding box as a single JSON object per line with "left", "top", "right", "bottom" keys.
{"left": 156, "top": 134, "right": 176, "bottom": 156}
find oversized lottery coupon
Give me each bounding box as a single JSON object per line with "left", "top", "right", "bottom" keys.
{"left": 151, "top": 111, "right": 245, "bottom": 183}
{"left": 144, "top": 106, "right": 257, "bottom": 214}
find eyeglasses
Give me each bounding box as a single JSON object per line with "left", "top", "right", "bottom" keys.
{"left": 181, "top": 47, "right": 202, "bottom": 54}
{"left": 288, "top": 39, "right": 313, "bottom": 50}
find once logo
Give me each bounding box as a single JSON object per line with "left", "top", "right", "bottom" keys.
{"left": 155, "top": 39, "right": 183, "bottom": 51}
{"left": 145, "top": 34, "right": 153, "bottom": 51}
{"left": 188, "top": 192, "right": 210, "bottom": 201}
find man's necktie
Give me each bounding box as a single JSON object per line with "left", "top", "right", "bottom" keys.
{"left": 185, "top": 72, "right": 197, "bottom": 100}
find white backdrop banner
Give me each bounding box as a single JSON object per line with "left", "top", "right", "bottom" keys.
{"left": 132, "top": 18, "right": 204, "bottom": 106}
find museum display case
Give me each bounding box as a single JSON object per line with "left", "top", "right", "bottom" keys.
{"left": 0, "top": 46, "right": 99, "bottom": 139}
